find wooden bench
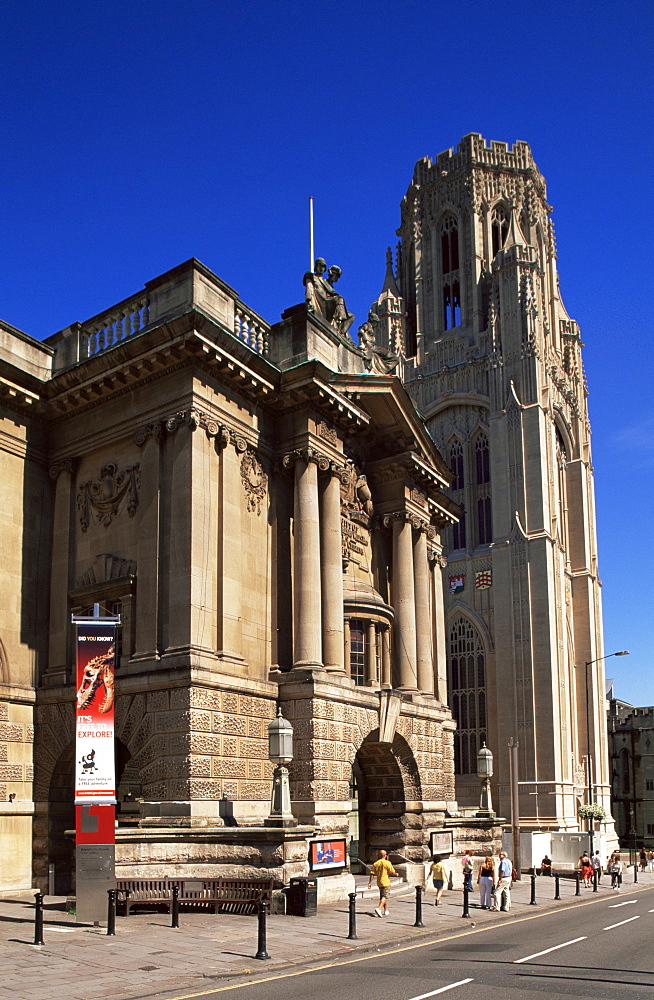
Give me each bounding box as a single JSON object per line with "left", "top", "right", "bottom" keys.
{"left": 116, "top": 877, "right": 274, "bottom": 916}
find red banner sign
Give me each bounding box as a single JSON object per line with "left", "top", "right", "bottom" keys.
{"left": 75, "top": 624, "right": 116, "bottom": 804}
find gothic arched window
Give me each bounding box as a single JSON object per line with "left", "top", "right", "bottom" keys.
{"left": 449, "top": 440, "right": 465, "bottom": 491}
{"left": 472, "top": 432, "right": 492, "bottom": 546}
{"left": 491, "top": 205, "right": 509, "bottom": 257}
{"left": 475, "top": 434, "right": 490, "bottom": 485}
{"left": 448, "top": 617, "right": 486, "bottom": 775}
{"left": 441, "top": 215, "right": 461, "bottom": 330}
{"left": 452, "top": 510, "right": 466, "bottom": 551}
{"left": 555, "top": 427, "right": 568, "bottom": 550}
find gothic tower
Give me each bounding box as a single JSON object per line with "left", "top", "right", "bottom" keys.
{"left": 385, "top": 133, "right": 611, "bottom": 845}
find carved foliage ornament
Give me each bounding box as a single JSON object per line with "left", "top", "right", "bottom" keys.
{"left": 240, "top": 450, "right": 268, "bottom": 515}
{"left": 77, "top": 463, "right": 140, "bottom": 532}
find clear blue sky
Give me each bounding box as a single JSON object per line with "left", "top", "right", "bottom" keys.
{"left": 2, "top": 1, "right": 652, "bottom": 703}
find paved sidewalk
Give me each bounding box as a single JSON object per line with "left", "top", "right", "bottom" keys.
{"left": 1, "top": 869, "right": 651, "bottom": 1000}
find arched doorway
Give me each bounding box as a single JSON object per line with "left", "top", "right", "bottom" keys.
{"left": 47, "top": 742, "right": 75, "bottom": 894}
{"left": 350, "top": 733, "right": 423, "bottom": 868}
{"left": 44, "top": 738, "right": 142, "bottom": 891}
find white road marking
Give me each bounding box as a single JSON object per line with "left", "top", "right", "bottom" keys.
{"left": 408, "top": 980, "right": 474, "bottom": 999}
{"left": 608, "top": 900, "right": 637, "bottom": 907}
{"left": 603, "top": 915, "right": 640, "bottom": 930}
{"left": 513, "top": 936, "right": 587, "bottom": 964}
{"left": 47, "top": 927, "right": 77, "bottom": 933}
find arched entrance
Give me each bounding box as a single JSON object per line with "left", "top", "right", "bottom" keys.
{"left": 47, "top": 742, "right": 75, "bottom": 894}
{"left": 350, "top": 733, "right": 424, "bottom": 869}
{"left": 43, "top": 738, "right": 142, "bottom": 891}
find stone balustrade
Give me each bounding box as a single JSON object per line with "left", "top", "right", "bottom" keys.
{"left": 234, "top": 303, "right": 269, "bottom": 356}
{"left": 84, "top": 295, "right": 150, "bottom": 358}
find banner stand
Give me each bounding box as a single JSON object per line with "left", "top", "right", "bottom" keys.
{"left": 72, "top": 604, "right": 119, "bottom": 923}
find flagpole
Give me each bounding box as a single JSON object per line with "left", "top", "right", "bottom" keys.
{"left": 309, "top": 197, "right": 314, "bottom": 270}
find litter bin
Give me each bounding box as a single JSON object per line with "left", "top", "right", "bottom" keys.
{"left": 285, "top": 876, "right": 318, "bottom": 917}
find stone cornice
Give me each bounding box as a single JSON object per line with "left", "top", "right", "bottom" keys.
{"left": 42, "top": 313, "right": 279, "bottom": 420}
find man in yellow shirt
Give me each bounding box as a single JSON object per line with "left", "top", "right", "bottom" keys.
{"left": 368, "top": 849, "right": 398, "bottom": 917}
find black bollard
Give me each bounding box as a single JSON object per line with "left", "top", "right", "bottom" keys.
{"left": 634, "top": 864, "right": 638, "bottom": 883}
{"left": 107, "top": 889, "right": 116, "bottom": 936}
{"left": 448, "top": 870, "right": 454, "bottom": 891}
{"left": 171, "top": 884, "right": 179, "bottom": 929}
{"left": 593, "top": 870, "right": 598, "bottom": 893}
{"left": 255, "top": 899, "right": 270, "bottom": 960}
{"left": 461, "top": 884, "right": 470, "bottom": 919}
{"left": 554, "top": 874, "right": 561, "bottom": 900}
{"left": 529, "top": 874, "right": 537, "bottom": 905}
{"left": 575, "top": 873, "right": 581, "bottom": 896}
{"left": 347, "top": 892, "right": 358, "bottom": 940}
{"left": 34, "top": 892, "right": 44, "bottom": 946}
{"left": 414, "top": 885, "right": 424, "bottom": 928}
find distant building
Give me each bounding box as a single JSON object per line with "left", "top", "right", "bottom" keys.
{"left": 371, "top": 133, "right": 614, "bottom": 844}
{"left": 608, "top": 697, "right": 654, "bottom": 851}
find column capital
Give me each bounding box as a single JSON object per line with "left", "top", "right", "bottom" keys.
{"left": 134, "top": 421, "right": 163, "bottom": 447}
{"left": 282, "top": 447, "right": 340, "bottom": 473}
{"left": 380, "top": 511, "right": 434, "bottom": 534}
{"left": 49, "top": 457, "right": 76, "bottom": 479}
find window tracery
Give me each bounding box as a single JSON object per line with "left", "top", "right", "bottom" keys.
{"left": 491, "top": 205, "right": 509, "bottom": 257}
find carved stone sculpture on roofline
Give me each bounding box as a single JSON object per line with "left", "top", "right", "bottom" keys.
{"left": 303, "top": 258, "right": 355, "bottom": 338}
{"left": 358, "top": 308, "right": 399, "bottom": 375}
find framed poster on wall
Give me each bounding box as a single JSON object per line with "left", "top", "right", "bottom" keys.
{"left": 308, "top": 838, "right": 347, "bottom": 872}
{"left": 429, "top": 830, "right": 454, "bottom": 857}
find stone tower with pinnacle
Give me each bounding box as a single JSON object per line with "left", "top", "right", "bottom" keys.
{"left": 378, "top": 133, "right": 612, "bottom": 846}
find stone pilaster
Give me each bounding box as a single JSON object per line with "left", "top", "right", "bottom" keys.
{"left": 217, "top": 435, "right": 243, "bottom": 661}
{"left": 46, "top": 459, "right": 75, "bottom": 680}
{"left": 133, "top": 424, "right": 161, "bottom": 660}
{"left": 163, "top": 415, "right": 193, "bottom": 654}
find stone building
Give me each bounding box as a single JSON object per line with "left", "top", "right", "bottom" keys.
{"left": 608, "top": 698, "right": 654, "bottom": 852}
{"left": 0, "top": 257, "right": 500, "bottom": 896}
{"left": 371, "top": 133, "right": 614, "bottom": 853}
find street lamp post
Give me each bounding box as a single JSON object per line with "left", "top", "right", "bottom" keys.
{"left": 265, "top": 708, "right": 296, "bottom": 827}
{"left": 584, "top": 650, "right": 629, "bottom": 855}
{"left": 476, "top": 743, "right": 494, "bottom": 816}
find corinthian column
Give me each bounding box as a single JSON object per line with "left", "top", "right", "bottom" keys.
{"left": 392, "top": 516, "right": 417, "bottom": 690}
{"left": 414, "top": 527, "right": 434, "bottom": 695}
{"left": 320, "top": 470, "right": 344, "bottom": 672}
{"left": 293, "top": 455, "right": 322, "bottom": 667}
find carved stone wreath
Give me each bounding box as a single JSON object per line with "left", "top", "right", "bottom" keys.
{"left": 240, "top": 451, "right": 267, "bottom": 515}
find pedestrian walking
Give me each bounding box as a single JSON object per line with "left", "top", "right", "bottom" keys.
{"left": 461, "top": 849, "right": 474, "bottom": 892}
{"left": 639, "top": 848, "right": 647, "bottom": 871}
{"left": 647, "top": 849, "right": 654, "bottom": 873}
{"left": 609, "top": 854, "right": 623, "bottom": 891}
{"left": 578, "top": 851, "right": 593, "bottom": 888}
{"left": 429, "top": 855, "right": 448, "bottom": 906}
{"left": 591, "top": 850, "right": 602, "bottom": 884}
{"left": 493, "top": 851, "right": 513, "bottom": 911}
{"left": 367, "top": 849, "right": 398, "bottom": 917}
{"left": 477, "top": 855, "right": 495, "bottom": 909}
